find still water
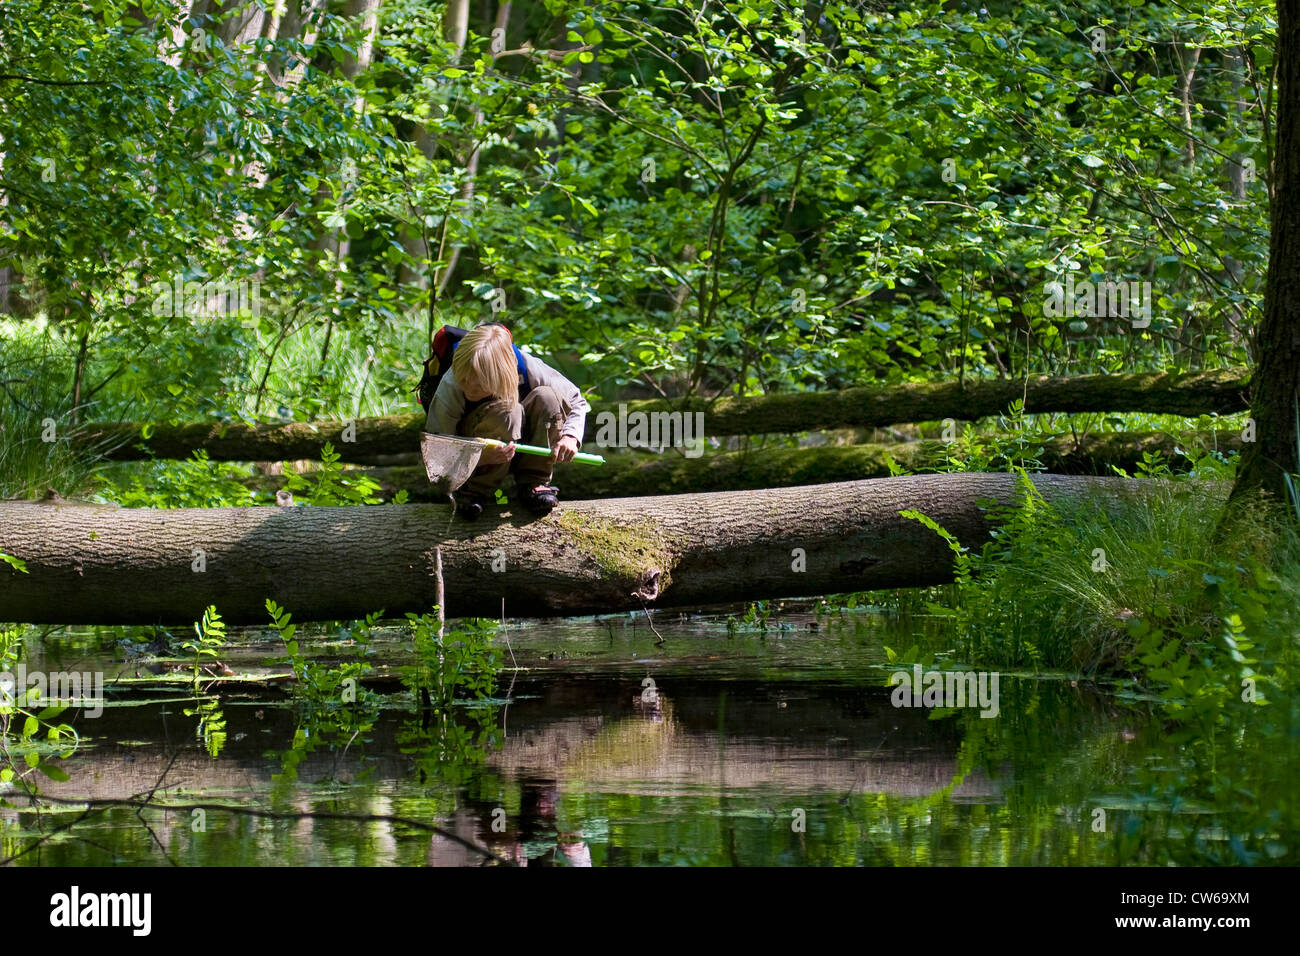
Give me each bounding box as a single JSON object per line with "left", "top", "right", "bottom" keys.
{"left": 2, "top": 605, "right": 1157, "bottom": 866}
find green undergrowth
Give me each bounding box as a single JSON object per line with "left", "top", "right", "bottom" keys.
{"left": 889, "top": 473, "right": 1297, "bottom": 675}
{"left": 95, "top": 442, "right": 407, "bottom": 508}
{"left": 850, "top": 467, "right": 1300, "bottom": 864}
{"left": 0, "top": 330, "right": 102, "bottom": 501}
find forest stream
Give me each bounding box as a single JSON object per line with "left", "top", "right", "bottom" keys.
{"left": 2, "top": 604, "right": 1170, "bottom": 866}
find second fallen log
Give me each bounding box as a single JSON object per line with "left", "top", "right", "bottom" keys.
{"left": 246, "top": 429, "right": 1243, "bottom": 501}
{"left": 78, "top": 367, "right": 1250, "bottom": 463}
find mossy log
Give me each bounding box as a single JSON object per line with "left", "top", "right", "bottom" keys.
{"left": 0, "top": 473, "right": 1169, "bottom": 626}
{"left": 243, "top": 429, "right": 1243, "bottom": 501}
{"left": 79, "top": 368, "right": 1250, "bottom": 463}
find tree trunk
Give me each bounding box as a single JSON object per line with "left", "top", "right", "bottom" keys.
{"left": 308, "top": 0, "right": 382, "bottom": 262}
{"left": 1177, "top": 44, "right": 1203, "bottom": 166}
{"left": 82, "top": 367, "right": 1251, "bottom": 462}
{"left": 0, "top": 473, "right": 1175, "bottom": 626}
{"left": 396, "top": 0, "right": 479, "bottom": 290}
{"left": 1230, "top": 0, "right": 1300, "bottom": 505}
{"left": 266, "top": 0, "right": 326, "bottom": 89}
{"left": 429, "top": 0, "right": 499, "bottom": 303}
{"left": 241, "top": 429, "right": 1242, "bottom": 502}
{"left": 71, "top": 321, "right": 90, "bottom": 423}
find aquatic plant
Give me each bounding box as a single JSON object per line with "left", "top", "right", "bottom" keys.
{"left": 0, "top": 625, "right": 80, "bottom": 789}
{"left": 181, "top": 605, "right": 228, "bottom": 757}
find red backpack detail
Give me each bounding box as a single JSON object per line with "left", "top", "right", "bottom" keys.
{"left": 416, "top": 324, "right": 530, "bottom": 411}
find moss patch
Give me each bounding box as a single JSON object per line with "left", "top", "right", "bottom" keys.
{"left": 554, "top": 510, "right": 676, "bottom": 589}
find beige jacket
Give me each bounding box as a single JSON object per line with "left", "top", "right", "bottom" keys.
{"left": 423, "top": 353, "right": 590, "bottom": 446}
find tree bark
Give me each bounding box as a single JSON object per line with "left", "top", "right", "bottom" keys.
{"left": 243, "top": 429, "right": 1242, "bottom": 502}
{"left": 82, "top": 367, "right": 1251, "bottom": 462}
{"left": 0, "top": 473, "right": 1177, "bottom": 626}
{"left": 1230, "top": 0, "right": 1300, "bottom": 505}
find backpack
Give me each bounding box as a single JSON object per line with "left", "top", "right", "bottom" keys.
{"left": 416, "top": 324, "right": 531, "bottom": 411}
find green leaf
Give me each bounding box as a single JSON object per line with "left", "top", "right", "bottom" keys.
{"left": 36, "top": 763, "right": 70, "bottom": 782}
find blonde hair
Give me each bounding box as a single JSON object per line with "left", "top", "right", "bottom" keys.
{"left": 451, "top": 324, "right": 519, "bottom": 403}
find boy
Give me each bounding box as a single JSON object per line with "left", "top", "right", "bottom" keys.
{"left": 422, "top": 323, "right": 588, "bottom": 519}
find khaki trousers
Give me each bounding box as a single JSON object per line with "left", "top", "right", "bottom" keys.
{"left": 457, "top": 386, "right": 565, "bottom": 498}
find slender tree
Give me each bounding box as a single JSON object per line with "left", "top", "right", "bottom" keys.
{"left": 1230, "top": 0, "right": 1300, "bottom": 506}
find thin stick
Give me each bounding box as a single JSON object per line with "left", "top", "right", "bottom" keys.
{"left": 420, "top": 546, "right": 445, "bottom": 722}
{"left": 641, "top": 602, "right": 666, "bottom": 646}
{"left": 435, "top": 546, "right": 445, "bottom": 642}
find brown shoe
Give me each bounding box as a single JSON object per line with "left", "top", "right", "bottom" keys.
{"left": 456, "top": 495, "right": 485, "bottom": 520}
{"left": 522, "top": 484, "right": 559, "bottom": 515}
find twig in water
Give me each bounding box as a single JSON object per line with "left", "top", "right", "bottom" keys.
{"left": 641, "top": 602, "right": 666, "bottom": 646}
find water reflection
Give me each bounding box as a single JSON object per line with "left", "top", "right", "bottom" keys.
{"left": 6, "top": 667, "right": 1137, "bottom": 866}
{"left": 5, "top": 611, "right": 1183, "bottom": 865}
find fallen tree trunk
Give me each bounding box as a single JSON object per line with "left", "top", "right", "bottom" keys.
{"left": 0, "top": 474, "right": 1180, "bottom": 626}
{"left": 245, "top": 429, "right": 1242, "bottom": 501}
{"left": 80, "top": 367, "right": 1250, "bottom": 462}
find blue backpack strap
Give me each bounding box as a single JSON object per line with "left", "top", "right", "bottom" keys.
{"left": 513, "top": 345, "right": 530, "bottom": 396}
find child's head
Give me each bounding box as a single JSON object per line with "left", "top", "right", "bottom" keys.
{"left": 452, "top": 323, "right": 518, "bottom": 403}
